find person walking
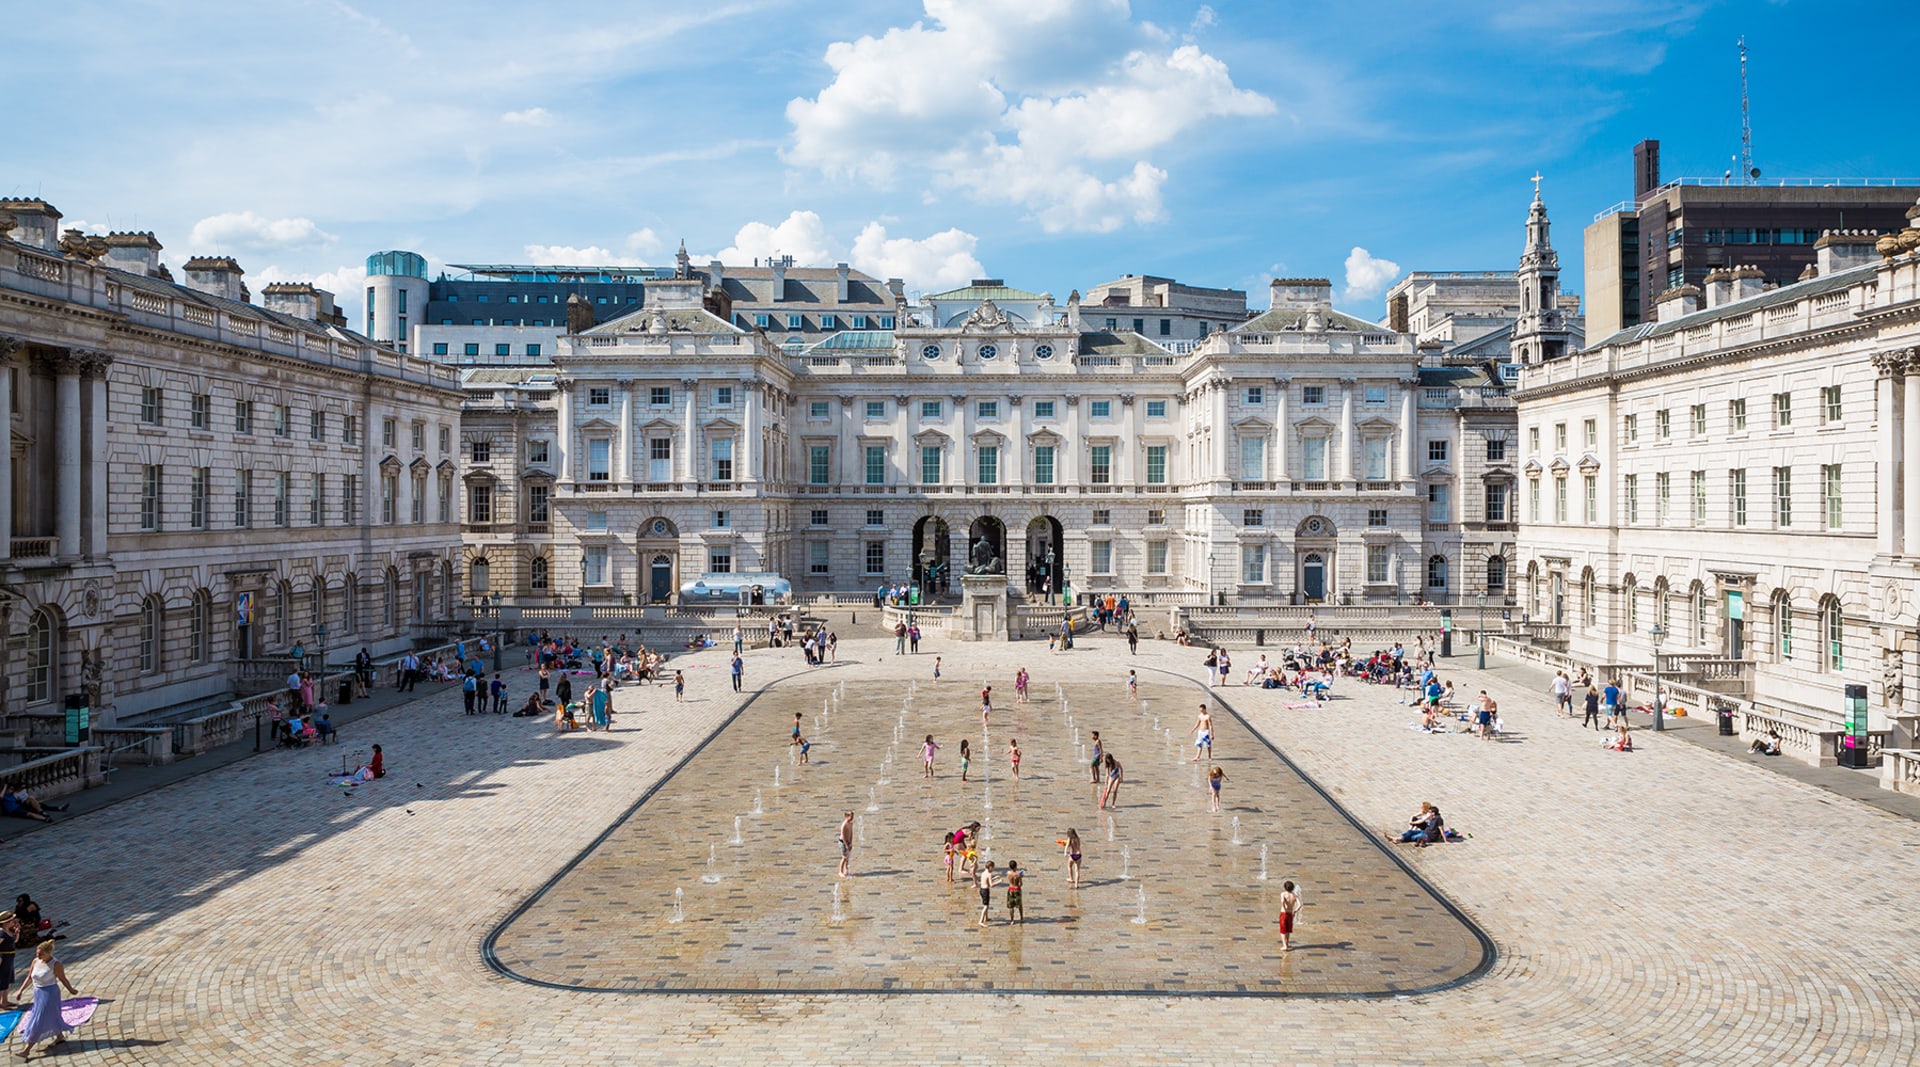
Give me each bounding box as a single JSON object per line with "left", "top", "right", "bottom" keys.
{"left": 894, "top": 621, "right": 908, "bottom": 656}
{"left": 674, "top": 670, "right": 685, "bottom": 703}
{"left": 1277, "top": 881, "right": 1304, "bottom": 952}
{"left": 1602, "top": 678, "right": 1623, "bottom": 728}
{"left": 462, "top": 671, "right": 479, "bottom": 715}
{"left": 838, "top": 810, "right": 855, "bottom": 878}
{"left": 13, "top": 940, "right": 83, "bottom": 1057}
{"left": 1549, "top": 671, "right": 1572, "bottom": 717}
{"left": 1582, "top": 684, "right": 1602, "bottom": 731}
{"left": 976, "top": 860, "right": 999, "bottom": 926}
{"left": 1192, "top": 704, "right": 1214, "bottom": 762}
{"left": 732, "top": 625, "right": 745, "bottom": 656}
{"left": 1126, "top": 620, "right": 1139, "bottom": 655}
{"left": 730, "top": 653, "right": 744, "bottom": 693}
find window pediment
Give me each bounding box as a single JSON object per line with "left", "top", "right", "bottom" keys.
{"left": 463, "top": 469, "right": 499, "bottom": 486}
{"left": 1576, "top": 453, "right": 1602, "bottom": 474}
{"left": 576, "top": 413, "right": 618, "bottom": 430}
{"left": 703, "top": 417, "right": 741, "bottom": 433}
{"left": 1355, "top": 415, "right": 1399, "bottom": 431}
{"left": 913, "top": 428, "right": 952, "bottom": 446}
{"left": 639, "top": 417, "right": 678, "bottom": 434}
{"left": 1233, "top": 416, "right": 1272, "bottom": 432}
{"left": 377, "top": 454, "right": 402, "bottom": 472}
{"left": 1026, "top": 428, "right": 1063, "bottom": 446}
{"left": 1523, "top": 459, "right": 1543, "bottom": 477}
{"left": 1294, "top": 415, "right": 1336, "bottom": 432}
{"left": 970, "top": 428, "right": 1008, "bottom": 446}
{"left": 519, "top": 468, "right": 555, "bottom": 483}
{"left": 855, "top": 434, "right": 894, "bottom": 448}
{"left": 1548, "top": 457, "right": 1570, "bottom": 475}
{"left": 409, "top": 457, "right": 433, "bottom": 473}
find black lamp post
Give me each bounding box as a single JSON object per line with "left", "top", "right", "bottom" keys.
{"left": 1650, "top": 622, "right": 1667, "bottom": 732}
{"left": 1476, "top": 591, "right": 1488, "bottom": 670}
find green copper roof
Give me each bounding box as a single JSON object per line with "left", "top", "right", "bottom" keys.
{"left": 926, "top": 283, "right": 1045, "bottom": 302}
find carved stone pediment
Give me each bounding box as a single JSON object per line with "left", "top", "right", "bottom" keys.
{"left": 962, "top": 300, "right": 1013, "bottom": 331}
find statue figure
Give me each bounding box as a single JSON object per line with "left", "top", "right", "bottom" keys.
{"left": 81, "top": 644, "right": 106, "bottom": 711}
{"left": 966, "top": 534, "right": 1004, "bottom": 575}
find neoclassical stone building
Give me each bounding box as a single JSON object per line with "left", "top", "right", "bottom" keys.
{"left": 0, "top": 200, "right": 465, "bottom": 725}
{"left": 1513, "top": 208, "right": 1920, "bottom": 724}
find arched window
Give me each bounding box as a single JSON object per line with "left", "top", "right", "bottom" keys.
{"left": 1654, "top": 577, "right": 1671, "bottom": 628}
{"left": 189, "top": 590, "right": 210, "bottom": 663}
{"left": 140, "top": 595, "right": 164, "bottom": 673}
{"left": 1486, "top": 555, "right": 1506, "bottom": 592}
{"left": 1691, "top": 583, "right": 1707, "bottom": 647}
{"left": 25, "top": 610, "right": 55, "bottom": 704}
{"left": 471, "top": 558, "right": 491, "bottom": 596}
{"left": 1623, "top": 577, "right": 1639, "bottom": 632}
{"left": 1774, "top": 592, "right": 1793, "bottom": 661}
{"left": 529, "top": 557, "right": 549, "bottom": 591}
{"left": 1426, "top": 555, "right": 1448, "bottom": 589}
{"left": 1822, "top": 597, "right": 1844, "bottom": 672}
{"left": 1583, "top": 569, "right": 1597, "bottom": 627}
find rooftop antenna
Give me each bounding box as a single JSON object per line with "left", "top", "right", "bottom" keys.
{"left": 1738, "top": 36, "right": 1759, "bottom": 184}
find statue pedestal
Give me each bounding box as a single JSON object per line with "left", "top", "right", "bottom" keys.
{"left": 959, "top": 575, "right": 1010, "bottom": 642}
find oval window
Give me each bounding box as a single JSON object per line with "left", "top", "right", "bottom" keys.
{"left": 921, "top": 344, "right": 942, "bottom": 360}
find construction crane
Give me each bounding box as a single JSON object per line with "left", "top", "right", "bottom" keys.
{"left": 1739, "top": 36, "right": 1759, "bottom": 184}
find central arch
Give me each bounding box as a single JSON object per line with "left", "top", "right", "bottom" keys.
{"left": 1026, "top": 516, "right": 1065, "bottom": 596}
{"left": 911, "top": 516, "right": 952, "bottom": 597}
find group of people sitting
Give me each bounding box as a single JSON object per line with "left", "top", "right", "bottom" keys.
{"left": 269, "top": 700, "right": 335, "bottom": 748}
{"left": 1394, "top": 801, "right": 1451, "bottom": 846}
{"left": 526, "top": 631, "right": 670, "bottom": 688}
{"left": 0, "top": 783, "right": 67, "bottom": 823}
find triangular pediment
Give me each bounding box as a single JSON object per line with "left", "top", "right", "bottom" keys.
{"left": 577, "top": 413, "right": 618, "bottom": 429}
{"left": 1233, "top": 416, "right": 1273, "bottom": 432}
{"left": 1523, "top": 459, "right": 1543, "bottom": 477}
{"left": 1295, "top": 415, "right": 1336, "bottom": 431}
{"left": 377, "top": 454, "right": 401, "bottom": 472}
{"left": 970, "top": 428, "right": 1008, "bottom": 446}
{"left": 1576, "top": 453, "right": 1602, "bottom": 474}
{"left": 1356, "top": 415, "right": 1399, "bottom": 431}
{"left": 518, "top": 467, "right": 554, "bottom": 482}
{"left": 914, "top": 428, "right": 953, "bottom": 446}
{"left": 436, "top": 459, "right": 457, "bottom": 475}
{"left": 1026, "top": 428, "right": 1063, "bottom": 445}
{"left": 408, "top": 457, "right": 432, "bottom": 473}
{"left": 1548, "top": 457, "right": 1570, "bottom": 474}
{"left": 703, "top": 417, "right": 741, "bottom": 432}
{"left": 639, "top": 417, "right": 678, "bottom": 434}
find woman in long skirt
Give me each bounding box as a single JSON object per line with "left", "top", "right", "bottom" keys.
{"left": 14, "top": 940, "right": 82, "bottom": 1057}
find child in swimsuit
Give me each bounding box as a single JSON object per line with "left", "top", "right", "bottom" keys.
{"left": 1006, "top": 861, "right": 1024, "bottom": 922}
{"left": 1128, "top": 670, "right": 1138, "bottom": 699}
{"left": 1208, "top": 765, "right": 1228, "bottom": 813}
{"left": 923, "top": 735, "right": 939, "bottom": 778}
{"left": 1063, "top": 828, "right": 1082, "bottom": 888}
{"left": 1007, "top": 739, "right": 1021, "bottom": 779}
{"left": 976, "top": 861, "right": 998, "bottom": 926}
{"left": 796, "top": 736, "right": 811, "bottom": 764}
{"left": 959, "top": 738, "right": 971, "bottom": 782}
{"left": 933, "top": 656, "right": 942, "bottom": 681}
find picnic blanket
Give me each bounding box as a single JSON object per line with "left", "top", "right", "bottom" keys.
{"left": 0, "top": 996, "right": 99, "bottom": 1040}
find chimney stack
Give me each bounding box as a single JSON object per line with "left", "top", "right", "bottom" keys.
{"left": 102, "top": 231, "right": 164, "bottom": 277}
{"left": 1729, "top": 264, "right": 1767, "bottom": 302}
{"left": 1655, "top": 284, "right": 1702, "bottom": 323}
{"left": 1814, "top": 231, "right": 1879, "bottom": 277}
{"left": 1702, "top": 267, "right": 1734, "bottom": 310}
{"left": 707, "top": 259, "right": 725, "bottom": 291}
{"left": 182, "top": 255, "right": 248, "bottom": 302}
{"left": 0, "top": 199, "right": 63, "bottom": 250}
{"left": 1269, "top": 277, "right": 1333, "bottom": 312}
{"left": 770, "top": 258, "right": 787, "bottom": 302}
{"left": 835, "top": 262, "right": 850, "bottom": 303}
{"left": 262, "top": 282, "right": 344, "bottom": 326}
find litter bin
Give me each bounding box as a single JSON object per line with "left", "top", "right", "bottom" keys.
{"left": 1716, "top": 703, "right": 1736, "bottom": 736}
{"left": 338, "top": 681, "right": 353, "bottom": 706}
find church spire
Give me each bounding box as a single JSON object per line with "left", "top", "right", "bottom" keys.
{"left": 1514, "top": 177, "right": 1569, "bottom": 364}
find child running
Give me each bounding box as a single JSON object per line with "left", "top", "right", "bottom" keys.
{"left": 959, "top": 738, "right": 972, "bottom": 782}
{"left": 1015, "top": 667, "right": 1030, "bottom": 704}
{"left": 980, "top": 685, "right": 993, "bottom": 727}
{"left": 923, "top": 734, "right": 940, "bottom": 778}
{"left": 673, "top": 670, "right": 685, "bottom": 703}
{"left": 1007, "top": 738, "right": 1021, "bottom": 779}
{"left": 1128, "top": 669, "right": 1138, "bottom": 700}
{"left": 933, "top": 656, "right": 942, "bottom": 681}
{"left": 1208, "top": 765, "right": 1228, "bottom": 813}
{"left": 1006, "top": 860, "right": 1025, "bottom": 923}
{"left": 1192, "top": 704, "right": 1214, "bottom": 762}
{"left": 1062, "top": 828, "right": 1083, "bottom": 888}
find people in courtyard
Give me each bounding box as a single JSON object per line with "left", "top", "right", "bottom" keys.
{"left": 1006, "top": 860, "right": 1025, "bottom": 922}
{"left": 1008, "top": 738, "right": 1021, "bottom": 779}
{"left": 976, "top": 860, "right": 999, "bottom": 926}
{"left": 1277, "top": 881, "right": 1303, "bottom": 951}
{"left": 1396, "top": 801, "right": 1444, "bottom": 845}
{"left": 1208, "top": 765, "right": 1229, "bottom": 813}
{"left": 839, "top": 810, "right": 854, "bottom": 878}
{"left": 1749, "top": 730, "right": 1782, "bottom": 756}
{"left": 1099, "top": 753, "right": 1125, "bottom": 810}
{"left": 923, "top": 735, "right": 940, "bottom": 778}
{"left": 1063, "top": 828, "right": 1083, "bottom": 888}
{"left": 959, "top": 738, "right": 972, "bottom": 782}
{"left": 1192, "top": 705, "right": 1214, "bottom": 762}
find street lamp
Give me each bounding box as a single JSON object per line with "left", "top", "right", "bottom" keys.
{"left": 1476, "top": 591, "right": 1488, "bottom": 670}
{"left": 1649, "top": 622, "right": 1666, "bottom": 732}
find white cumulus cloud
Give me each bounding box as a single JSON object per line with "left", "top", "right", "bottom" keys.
{"left": 716, "top": 211, "right": 839, "bottom": 266}
{"left": 189, "top": 211, "right": 334, "bottom": 253}
{"left": 850, "top": 222, "right": 983, "bottom": 291}
{"left": 501, "top": 107, "right": 553, "bottom": 126}
{"left": 522, "top": 228, "right": 664, "bottom": 265}
{"left": 1341, "top": 246, "right": 1401, "bottom": 306}
{"left": 785, "top": 0, "right": 1272, "bottom": 233}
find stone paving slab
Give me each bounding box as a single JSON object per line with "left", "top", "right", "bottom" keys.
{"left": 488, "top": 673, "right": 1486, "bottom": 995}
{"left": 12, "top": 634, "right": 1920, "bottom": 1065}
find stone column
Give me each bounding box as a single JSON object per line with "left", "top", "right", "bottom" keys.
{"left": 1337, "top": 377, "right": 1356, "bottom": 483}
{"left": 555, "top": 381, "right": 575, "bottom": 485}
{"left": 1875, "top": 353, "right": 1903, "bottom": 557}
{"left": 1272, "top": 378, "right": 1290, "bottom": 484}
{"left": 680, "top": 379, "right": 699, "bottom": 482}
{"left": 740, "top": 380, "right": 758, "bottom": 484}
{"left": 615, "top": 380, "right": 633, "bottom": 484}
{"left": 1064, "top": 395, "right": 1082, "bottom": 485}
{"left": 0, "top": 338, "right": 17, "bottom": 560}
{"left": 1905, "top": 358, "right": 1920, "bottom": 557}
{"left": 1007, "top": 395, "right": 1024, "bottom": 487}
{"left": 1119, "top": 394, "right": 1137, "bottom": 486}
{"left": 1211, "top": 381, "right": 1230, "bottom": 480}
{"left": 46, "top": 353, "right": 83, "bottom": 559}
{"left": 1399, "top": 378, "right": 1418, "bottom": 481}
{"left": 83, "top": 352, "right": 111, "bottom": 558}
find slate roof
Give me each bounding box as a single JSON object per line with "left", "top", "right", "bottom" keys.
{"left": 926, "top": 282, "right": 1047, "bottom": 302}
{"left": 1588, "top": 264, "right": 1872, "bottom": 349}
{"left": 1235, "top": 306, "right": 1382, "bottom": 333}
{"left": 1078, "top": 330, "right": 1173, "bottom": 356}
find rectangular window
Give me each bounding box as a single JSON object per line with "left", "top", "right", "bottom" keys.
{"left": 234, "top": 470, "right": 252, "bottom": 528}
{"left": 977, "top": 400, "right": 999, "bottom": 418}
{"left": 1528, "top": 426, "right": 1540, "bottom": 454}
{"left": 470, "top": 484, "right": 492, "bottom": 524}
{"left": 649, "top": 438, "right": 672, "bottom": 481}
{"left": 851, "top": 315, "right": 867, "bottom": 329}
{"left": 432, "top": 343, "right": 448, "bottom": 356}
{"left": 495, "top": 343, "right": 512, "bottom": 357}
{"left": 526, "top": 344, "right": 541, "bottom": 358}
{"left": 787, "top": 314, "right": 802, "bottom": 330}
{"left": 1364, "top": 438, "right": 1389, "bottom": 480}
{"left": 1730, "top": 398, "right": 1747, "bottom": 431}
{"left": 1092, "top": 509, "right": 1112, "bottom": 526}
{"left": 1529, "top": 479, "right": 1541, "bottom": 522}
{"left": 1089, "top": 445, "right": 1112, "bottom": 484}
{"left": 139, "top": 465, "right": 162, "bottom": 530}
{"left": 712, "top": 510, "right": 730, "bottom": 530}
{"left": 1554, "top": 477, "right": 1568, "bottom": 522}
{"left": 865, "top": 400, "right": 886, "bottom": 419}
{"left": 864, "top": 541, "right": 886, "bottom": 575}
{"left": 809, "top": 509, "right": 829, "bottom": 526}
{"left": 1623, "top": 414, "right": 1638, "bottom": 443}
{"left": 190, "top": 393, "right": 209, "bottom": 429}
{"left": 1159, "top": 319, "right": 1171, "bottom": 336}
{"left": 463, "top": 343, "right": 479, "bottom": 356}
{"left": 1033, "top": 400, "right": 1056, "bottom": 419}
{"left": 274, "top": 404, "right": 290, "bottom": 437}
{"left": 1033, "top": 445, "right": 1055, "bottom": 485}
{"left": 583, "top": 546, "right": 608, "bottom": 585}
{"left": 1428, "top": 440, "right": 1448, "bottom": 463}
{"left": 1090, "top": 400, "right": 1112, "bottom": 418}
{"left": 410, "top": 473, "right": 425, "bottom": 524}
{"left": 1245, "top": 387, "right": 1263, "bottom": 405}
{"left": 1657, "top": 471, "right": 1671, "bottom": 524}
{"left": 1822, "top": 384, "right": 1842, "bottom": 424}
{"left": 1240, "top": 437, "right": 1265, "bottom": 480}
{"left": 310, "top": 474, "right": 324, "bottom": 526}
{"left": 1690, "top": 470, "right": 1706, "bottom": 526}
{"left": 1585, "top": 475, "right": 1598, "bottom": 523}
{"left": 1241, "top": 544, "right": 1267, "bottom": 584}
{"left": 584, "top": 438, "right": 612, "bottom": 482}
{"left": 1366, "top": 544, "right": 1390, "bottom": 583}
{"left": 650, "top": 386, "right": 672, "bottom": 406}
{"left": 309, "top": 410, "right": 325, "bottom": 441}
{"left": 1824, "top": 464, "right": 1843, "bottom": 528}
{"left": 808, "top": 445, "right": 831, "bottom": 484}
{"left": 1365, "top": 385, "right": 1388, "bottom": 405}
{"left": 865, "top": 509, "right": 884, "bottom": 526}
{"left": 587, "top": 386, "right": 611, "bottom": 406}
{"left": 1485, "top": 484, "right": 1508, "bottom": 523}
{"left": 343, "top": 475, "right": 357, "bottom": 525}
{"left": 1146, "top": 509, "right": 1166, "bottom": 526}
{"left": 236, "top": 400, "right": 253, "bottom": 434}
{"left": 808, "top": 541, "right": 831, "bottom": 575}
{"left": 343, "top": 414, "right": 357, "bottom": 445}
{"left": 526, "top": 440, "right": 550, "bottom": 464}
{"left": 411, "top": 423, "right": 425, "bottom": 451}
{"left": 1430, "top": 483, "right": 1451, "bottom": 523}
{"left": 1555, "top": 422, "right": 1568, "bottom": 451}
{"left": 190, "top": 467, "right": 209, "bottom": 530}
{"left": 1625, "top": 474, "right": 1638, "bottom": 524}
{"left": 1146, "top": 400, "right": 1167, "bottom": 418}
{"left": 528, "top": 483, "right": 550, "bottom": 524}
{"left": 1730, "top": 468, "right": 1748, "bottom": 526}
{"left": 437, "top": 477, "right": 451, "bottom": 523}
{"left": 1368, "top": 508, "right": 1388, "bottom": 527}
{"left": 978, "top": 446, "right": 998, "bottom": 485}
{"left": 1145, "top": 444, "right": 1167, "bottom": 485}
{"left": 382, "top": 418, "right": 396, "bottom": 447}
{"left": 715, "top": 386, "right": 734, "bottom": 407}
{"left": 1302, "top": 385, "right": 1324, "bottom": 406}
{"left": 879, "top": 315, "right": 894, "bottom": 329}
{"left": 1689, "top": 405, "right": 1706, "bottom": 437}
{"left": 1584, "top": 418, "right": 1598, "bottom": 447}
{"left": 864, "top": 446, "right": 886, "bottom": 485}
{"left": 1148, "top": 541, "right": 1169, "bottom": 575}
{"left": 1485, "top": 438, "right": 1506, "bottom": 462}
{"left": 711, "top": 437, "right": 734, "bottom": 481}
{"left": 920, "top": 445, "right": 941, "bottom": 485}
{"left": 1774, "top": 392, "right": 1792, "bottom": 427}
{"left": 921, "top": 401, "right": 942, "bottom": 419}
{"left": 140, "top": 386, "right": 162, "bottom": 424}
{"left": 273, "top": 473, "right": 290, "bottom": 527}
{"left": 1243, "top": 508, "right": 1264, "bottom": 527}
{"left": 754, "top": 313, "right": 770, "bottom": 328}
{"left": 1655, "top": 410, "right": 1669, "bottom": 439}
{"left": 809, "top": 400, "right": 831, "bottom": 419}
{"left": 470, "top": 439, "right": 492, "bottom": 463}
{"left": 1302, "top": 437, "right": 1327, "bottom": 480}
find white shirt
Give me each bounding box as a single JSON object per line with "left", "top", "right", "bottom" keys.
{"left": 30, "top": 959, "right": 55, "bottom": 988}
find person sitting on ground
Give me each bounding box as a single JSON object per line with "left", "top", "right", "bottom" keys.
{"left": 1606, "top": 724, "right": 1634, "bottom": 752}
{"left": 11, "top": 896, "right": 49, "bottom": 946}
{"left": 516, "top": 691, "right": 549, "bottom": 718}
{"left": 0, "top": 784, "right": 63, "bottom": 823}
{"left": 367, "top": 744, "right": 385, "bottom": 778}
{"left": 1748, "top": 730, "right": 1782, "bottom": 756}
{"left": 1396, "top": 802, "right": 1444, "bottom": 845}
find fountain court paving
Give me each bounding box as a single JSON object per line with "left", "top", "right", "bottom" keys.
{"left": 21, "top": 631, "right": 1920, "bottom": 1065}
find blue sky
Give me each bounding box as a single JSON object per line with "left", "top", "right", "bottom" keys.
{"left": 11, "top": 0, "right": 1919, "bottom": 322}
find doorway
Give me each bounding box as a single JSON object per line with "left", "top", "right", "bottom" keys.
{"left": 1551, "top": 572, "right": 1565, "bottom": 625}
{"left": 1303, "top": 554, "right": 1327, "bottom": 601}
{"left": 1026, "top": 516, "right": 1065, "bottom": 596}
{"left": 912, "top": 516, "right": 952, "bottom": 596}
{"left": 650, "top": 555, "right": 674, "bottom": 604}
{"left": 1725, "top": 589, "right": 1745, "bottom": 659}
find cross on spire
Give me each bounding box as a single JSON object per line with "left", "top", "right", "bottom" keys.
{"left": 1530, "top": 172, "right": 1543, "bottom": 197}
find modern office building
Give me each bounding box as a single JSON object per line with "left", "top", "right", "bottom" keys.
{"left": 1515, "top": 199, "right": 1920, "bottom": 726}
{"left": 0, "top": 199, "right": 465, "bottom": 726}
{"left": 1584, "top": 138, "right": 1920, "bottom": 338}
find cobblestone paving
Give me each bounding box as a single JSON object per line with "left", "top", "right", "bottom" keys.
{"left": 20, "top": 635, "right": 1920, "bottom": 1065}
{"left": 489, "top": 673, "right": 1484, "bottom": 995}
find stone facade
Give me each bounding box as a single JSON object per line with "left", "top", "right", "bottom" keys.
{"left": 1514, "top": 205, "right": 1920, "bottom": 725}
{"left": 0, "top": 203, "right": 464, "bottom": 725}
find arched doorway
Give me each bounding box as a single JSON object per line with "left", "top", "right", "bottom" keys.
{"left": 1026, "top": 516, "right": 1064, "bottom": 595}
{"left": 650, "top": 554, "right": 674, "bottom": 604}
{"left": 639, "top": 517, "right": 678, "bottom": 604}
{"left": 1302, "top": 553, "right": 1328, "bottom": 601}
{"left": 912, "top": 516, "right": 952, "bottom": 596}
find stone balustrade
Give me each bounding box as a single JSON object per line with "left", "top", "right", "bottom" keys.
{"left": 9, "top": 746, "right": 103, "bottom": 799}
{"left": 1881, "top": 749, "right": 1920, "bottom": 795}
